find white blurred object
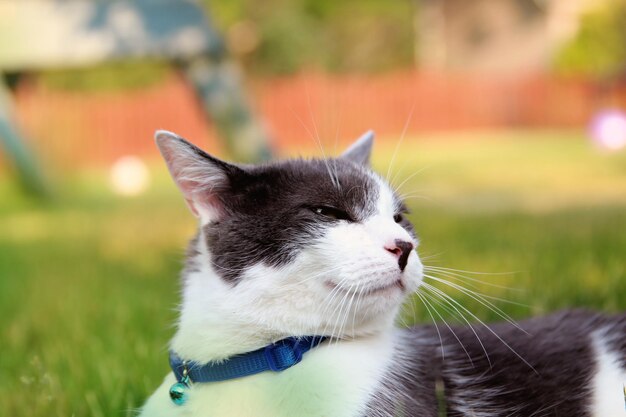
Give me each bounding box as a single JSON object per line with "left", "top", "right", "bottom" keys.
{"left": 110, "top": 155, "right": 150, "bottom": 196}
{"left": 589, "top": 110, "right": 626, "bottom": 151}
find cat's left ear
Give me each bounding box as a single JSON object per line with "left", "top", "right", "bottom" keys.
{"left": 340, "top": 130, "right": 374, "bottom": 166}
{"left": 155, "top": 130, "right": 246, "bottom": 221}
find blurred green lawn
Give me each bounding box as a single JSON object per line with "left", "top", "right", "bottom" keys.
{"left": 1, "top": 130, "right": 625, "bottom": 416}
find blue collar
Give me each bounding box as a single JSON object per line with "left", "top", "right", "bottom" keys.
{"left": 168, "top": 336, "right": 327, "bottom": 405}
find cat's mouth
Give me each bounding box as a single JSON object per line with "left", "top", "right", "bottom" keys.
{"left": 325, "top": 279, "right": 405, "bottom": 296}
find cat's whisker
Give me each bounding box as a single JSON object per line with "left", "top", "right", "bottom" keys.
{"left": 420, "top": 282, "right": 493, "bottom": 368}
{"left": 423, "top": 274, "right": 527, "bottom": 333}
{"left": 385, "top": 101, "right": 415, "bottom": 183}
{"left": 333, "top": 283, "right": 352, "bottom": 338}
{"left": 392, "top": 164, "right": 433, "bottom": 196}
{"left": 424, "top": 266, "right": 523, "bottom": 292}
{"left": 426, "top": 273, "right": 529, "bottom": 309}
{"left": 400, "top": 290, "right": 419, "bottom": 328}
{"left": 289, "top": 105, "right": 339, "bottom": 189}
{"left": 332, "top": 282, "right": 362, "bottom": 343}
{"left": 422, "top": 283, "right": 538, "bottom": 374}
{"left": 305, "top": 83, "right": 341, "bottom": 190}
{"left": 318, "top": 282, "right": 348, "bottom": 319}
{"left": 425, "top": 265, "right": 520, "bottom": 277}
{"left": 340, "top": 282, "right": 360, "bottom": 340}
{"left": 349, "top": 284, "right": 360, "bottom": 336}
{"left": 351, "top": 282, "right": 364, "bottom": 337}
{"left": 214, "top": 244, "right": 287, "bottom": 266}
{"left": 320, "top": 282, "right": 348, "bottom": 315}
{"left": 424, "top": 269, "right": 522, "bottom": 300}
{"left": 424, "top": 270, "right": 502, "bottom": 294}
{"left": 345, "top": 184, "right": 366, "bottom": 202}
{"left": 413, "top": 291, "right": 446, "bottom": 360}
{"left": 207, "top": 260, "right": 250, "bottom": 273}
{"left": 388, "top": 153, "right": 430, "bottom": 190}
{"left": 336, "top": 283, "right": 358, "bottom": 341}
{"left": 409, "top": 290, "right": 419, "bottom": 325}
{"left": 397, "top": 193, "right": 431, "bottom": 203}
{"left": 292, "top": 265, "right": 346, "bottom": 285}
{"left": 327, "top": 282, "right": 354, "bottom": 345}
{"left": 397, "top": 189, "right": 430, "bottom": 200}
{"left": 397, "top": 305, "right": 410, "bottom": 328}
{"left": 417, "top": 289, "right": 476, "bottom": 366}
{"left": 418, "top": 252, "right": 443, "bottom": 262}
{"left": 317, "top": 277, "right": 352, "bottom": 337}
{"left": 289, "top": 106, "right": 318, "bottom": 148}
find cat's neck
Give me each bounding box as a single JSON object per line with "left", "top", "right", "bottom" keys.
{"left": 170, "top": 269, "right": 395, "bottom": 362}
{"left": 171, "top": 233, "right": 398, "bottom": 363}
{"left": 170, "top": 270, "right": 278, "bottom": 362}
{"left": 146, "top": 328, "right": 398, "bottom": 417}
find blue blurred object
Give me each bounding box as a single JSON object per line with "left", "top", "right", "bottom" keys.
{"left": 0, "top": 0, "right": 272, "bottom": 196}
{"left": 0, "top": 0, "right": 224, "bottom": 70}
{"left": 0, "top": 78, "right": 48, "bottom": 196}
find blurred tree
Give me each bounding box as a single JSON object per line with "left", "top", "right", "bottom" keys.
{"left": 0, "top": 0, "right": 273, "bottom": 189}
{"left": 0, "top": 77, "right": 48, "bottom": 196}
{"left": 554, "top": 0, "right": 626, "bottom": 79}
{"left": 207, "top": 0, "right": 416, "bottom": 75}
{"left": 31, "top": 0, "right": 417, "bottom": 88}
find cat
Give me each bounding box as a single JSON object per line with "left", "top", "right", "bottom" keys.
{"left": 139, "top": 130, "right": 626, "bottom": 417}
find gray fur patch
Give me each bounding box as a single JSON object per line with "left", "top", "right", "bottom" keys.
{"left": 369, "top": 310, "right": 626, "bottom": 417}
{"left": 202, "top": 158, "right": 380, "bottom": 283}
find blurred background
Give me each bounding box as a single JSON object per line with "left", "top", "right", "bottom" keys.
{"left": 1, "top": 0, "right": 625, "bottom": 416}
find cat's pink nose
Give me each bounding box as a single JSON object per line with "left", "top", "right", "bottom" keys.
{"left": 384, "top": 239, "right": 413, "bottom": 271}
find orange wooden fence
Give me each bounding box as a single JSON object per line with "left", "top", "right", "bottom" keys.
{"left": 7, "top": 70, "right": 626, "bottom": 169}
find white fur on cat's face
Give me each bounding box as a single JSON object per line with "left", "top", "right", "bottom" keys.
{"left": 178, "top": 177, "right": 422, "bottom": 361}
{"left": 158, "top": 130, "right": 423, "bottom": 360}
{"left": 216, "top": 175, "right": 423, "bottom": 341}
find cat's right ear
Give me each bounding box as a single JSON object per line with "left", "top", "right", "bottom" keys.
{"left": 341, "top": 130, "right": 374, "bottom": 166}
{"left": 155, "top": 130, "right": 244, "bottom": 221}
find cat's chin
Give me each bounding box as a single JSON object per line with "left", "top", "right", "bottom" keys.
{"left": 320, "top": 276, "right": 409, "bottom": 324}
{"left": 324, "top": 278, "right": 406, "bottom": 296}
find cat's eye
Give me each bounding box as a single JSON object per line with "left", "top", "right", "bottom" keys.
{"left": 312, "top": 206, "right": 351, "bottom": 221}
{"left": 393, "top": 213, "right": 403, "bottom": 223}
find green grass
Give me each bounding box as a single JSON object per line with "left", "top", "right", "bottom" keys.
{"left": 1, "top": 130, "right": 625, "bottom": 416}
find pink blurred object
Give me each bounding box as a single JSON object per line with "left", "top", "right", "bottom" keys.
{"left": 589, "top": 109, "right": 626, "bottom": 151}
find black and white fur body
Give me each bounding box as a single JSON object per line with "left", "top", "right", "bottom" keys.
{"left": 140, "top": 131, "right": 625, "bottom": 417}
{"left": 371, "top": 310, "right": 626, "bottom": 416}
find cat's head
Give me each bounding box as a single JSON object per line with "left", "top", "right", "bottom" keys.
{"left": 157, "top": 130, "right": 423, "bottom": 343}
